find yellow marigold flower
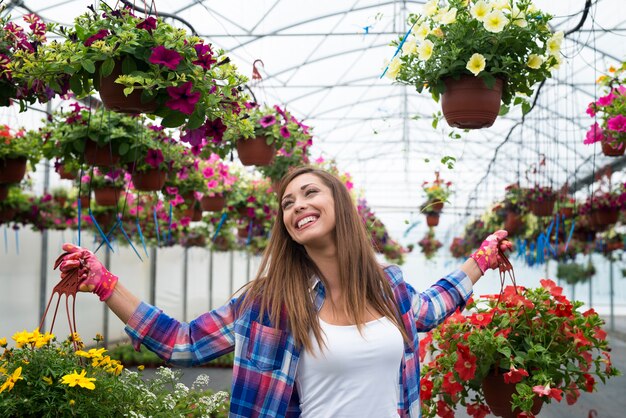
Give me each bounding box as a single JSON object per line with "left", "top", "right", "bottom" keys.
{"left": 414, "top": 23, "right": 430, "bottom": 41}
{"left": 466, "top": 53, "right": 486, "bottom": 76}
{"left": 423, "top": 0, "right": 438, "bottom": 17}
{"left": 385, "top": 57, "right": 402, "bottom": 80}
{"left": 95, "top": 334, "right": 104, "bottom": 342}
{"left": 137, "top": 365, "right": 145, "bottom": 371}
{"left": 0, "top": 367, "right": 23, "bottom": 393}
{"left": 483, "top": 10, "right": 508, "bottom": 33}
{"left": 61, "top": 369, "right": 96, "bottom": 390}
{"left": 417, "top": 40, "right": 434, "bottom": 61}
{"left": 439, "top": 7, "right": 457, "bottom": 25}
{"left": 402, "top": 39, "right": 417, "bottom": 55}
{"left": 42, "top": 376, "right": 53, "bottom": 385}
{"left": 0, "top": 338, "right": 6, "bottom": 348}
{"left": 527, "top": 54, "right": 544, "bottom": 69}
{"left": 12, "top": 330, "right": 30, "bottom": 348}
{"left": 470, "top": 0, "right": 491, "bottom": 22}
{"left": 0, "top": 365, "right": 6, "bottom": 375}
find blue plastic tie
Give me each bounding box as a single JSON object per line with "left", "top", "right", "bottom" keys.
{"left": 94, "top": 218, "right": 121, "bottom": 254}
{"left": 212, "top": 213, "right": 228, "bottom": 242}
{"left": 246, "top": 220, "right": 253, "bottom": 246}
{"left": 118, "top": 217, "right": 143, "bottom": 261}
{"left": 88, "top": 208, "right": 113, "bottom": 252}
{"left": 564, "top": 219, "right": 576, "bottom": 252}
{"left": 380, "top": 21, "right": 417, "bottom": 79}
{"left": 153, "top": 207, "right": 160, "bottom": 247}
{"left": 136, "top": 218, "right": 149, "bottom": 258}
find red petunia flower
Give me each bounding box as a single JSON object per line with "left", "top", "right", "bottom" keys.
{"left": 419, "top": 377, "right": 433, "bottom": 400}
{"left": 84, "top": 29, "right": 109, "bottom": 46}
{"left": 136, "top": 17, "right": 157, "bottom": 33}
{"left": 503, "top": 365, "right": 529, "bottom": 384}
{"left": 466, "top": 402, "right": 490, "bottom": 418}
{"left": 145, "top": 149, "right": 164, "bottom": 168}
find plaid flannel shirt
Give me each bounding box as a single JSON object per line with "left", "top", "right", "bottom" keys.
{"left": 125, "top": 265, "right": 473, "bottom": 417}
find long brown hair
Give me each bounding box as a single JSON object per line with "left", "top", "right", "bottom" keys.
{"left": 239, "top": 166, "right": 410, "bottom": 352}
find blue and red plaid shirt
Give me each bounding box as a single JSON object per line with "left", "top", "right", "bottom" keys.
{"left": 125, "top": 265, "right": 473, "bottom": 417}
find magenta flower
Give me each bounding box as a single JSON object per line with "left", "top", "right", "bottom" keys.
{"left": 585, "top": 104, "right": 596, "bottom": 117}
{"left": 584, "top": 123, "right": 605, "bottom": 145}
{"left": 149, "top": 46, "right": 182, "bottom": 70}
{"left": 84, "top": 29, "right": 109, "bottom": 47}
{"left": 596, "top": 92, "right": 616, "bottom": 107}
{"left": 193, "top": 43, "right": 216, "bottom": 70}
{"left": 171, "top": 194, "right": 185, "bottom": 207}
{"left": 203, "top": 167, "right": 215, "bottom": 179}
{"left": 244, "top": 101, "right": 259, "bottom": 110}
{"left": 145, "top": 149, "right": 164, "bottom": 168}
{"left": 136, "top": 17, "right": 157, "bottom": 33}
{"left": 165, "top": 81, "right": 200, "bottom": 115}
{"left": 204, "top": 118, "right": 227, "bottom": 143}
{"left": 180, "top": 127, "right": 205, "bottom": 146}
{"left": 274, "top": 105, "right": 288, "bottom": 121}
{"left": 279, "top": 125, "right": 291, "bottom": 138}
{"left": 206, "top": 180, "right": 218, "bottom": 190}
{"left": 259, "top": 114, "right": 276, "bottom": 128}
{"left": 165, "top": 186, "right": 179, "bottom": 195}
{"left": 607, "top": 114, "right": 626, "bottom": 132}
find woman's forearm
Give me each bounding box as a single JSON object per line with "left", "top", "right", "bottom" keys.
{"left": 105, "top": 282, "right": 141, "bottom": 324}
{"left": 460, "top": 258, "right": 483, "bottom": 285}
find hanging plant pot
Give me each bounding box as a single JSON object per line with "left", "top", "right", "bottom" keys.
{"left": 131, "top": 169, "right": 166, "bottom": 192}
{"left": 441, "top": 76, "right": 504, "bottom": 129}
{"left": 185, "top": 235, "right": 206, "bottom": 247}
{"left": 94, "top": 211, "right": 114, "bottom": 227}
{"left": 0, "top": 184, "right": 8, "bottom": 201}
{"left": 200, "top": 195, "right": 226, "bottom": 212}
{"left": 558, "top": 207, "right": 574, "bottom": 218}
{"left": 54, "top": 196, "right": 67, "bottom": 207}
{"left": 591, "top": 208, "right": 619, "bottom": 227}
{"left": 94, "top": 186, "right": 122, "bottom": 207}
{"left": 236, "top": 137, "right": 275, "bottom": 166}
{"left": 0, "top": 207, "right": 17, "bottom": 223}
{"left": 78, "top": 195, "right": 91, "bottom": 209}
{"left": 528, "top": 197, "right": 555, "bottom": 217}
{"left": 238, "top": 226, "right": 250, "bottom": 239}
{"left": 482, "top": 371, "right": 543, "bottom": 418}
{"left": 99, "top": 60, "right": 158, "bottom": 114}
{"left": 504, "top": 211, "right": 522, "bottom": 235}
{"left": 601, "top": 141, "right": 625, "bottom": 157}
{"left": 426, "top": 213, "right": 440, "bottom": 227}
{"left": 184, "top": 205, "right": 203, "bottom": 221}
{"left": 57, "top": 164, "right": 77, "bottom": 180}
{"left": 0, "top": 157, "right": 27, "bottom": 184}
{"left": 84, "top": 140, "right": 120, "bottom": 167}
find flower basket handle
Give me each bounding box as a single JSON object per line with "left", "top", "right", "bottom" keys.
{"left": 492, "top": 245, "right": 519, "bottom": 308}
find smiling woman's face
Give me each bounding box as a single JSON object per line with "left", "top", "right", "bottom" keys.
{"left": 281, "top": 173, "right": 336, "bottom": 248}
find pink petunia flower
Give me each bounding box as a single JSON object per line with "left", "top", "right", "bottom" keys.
{"left": 180, "top": 127, "right": 205, "bottom": 146}
{"left": 279, "top": 125, "right": 291, "bottom": 138}
{"left": 259, "top": 114, "right": 276, "bottom": 128}
{"left": 145, "top": 149, "right": 164, "bottom": 168}
{"left": 136, "top": 17, "right": 157, "bottom": 33}
{"left": 584, "top": 123, "right": 605, "bottom": 145}
{"left": 149, "top": 46, "right": 182, "bottom": 70}
{"left": 596, "top": 92, "right": 615, "bottom": 107}
{"left": 193, "top": 43, "right": 216, "bottom": 70}
{"left": 607, "top": 114, "right": 626, "bottom": 132}
{"left": 204, "top": 118, "right": 227, "bottom": 143}
{"left": 165, "top": 81, "right": 200, "bottom": 115}
{"left": 203, "top": 167, "right": 215, "bottom": 179}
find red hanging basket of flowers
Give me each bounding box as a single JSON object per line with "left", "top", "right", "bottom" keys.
{"left": 601, "top": 140, "right": 625, "bottom": 157}
{"left": 84, "top": 140, "right": 120, "bottom": 167}
{"left": 528, "top": 197, "right": 556, "bottom": 217}
{"left": 57, "top": 164, "right": 77, "bottom": 180}
{"left": 591, "top": 208, "right": 620, "bottom": 227}
{"left": 503, "top": 211, "right": 523, "bottom": 235}
{"left": 99, "top": 61, "right": 158, "bottom": 114}
{"left": 200, "top": 195, "right": 226, "bottom": 212}
{"left": 0, "top": 207, "right": 17, "bottom": 223}
{"left": 131, "top": 169, "right": 166, "bottom": 192}
{"left": 0, "top": 157, "right": 27, "bottom": 184}
{"left": 482, "top": 371, "right": 544, "bottom": 418}
{"left": 236, "top": 137, "right": 275, "bottom": 166}
{"left": 94, "top": 186, "right": 122, "bottom": 207}
{"left": 441, "top": 76, "right": 504, "bottom": 129}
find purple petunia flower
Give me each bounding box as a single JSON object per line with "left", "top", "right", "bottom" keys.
{"left": 204, "top": 118, "right": 227, "bottom": 143}
{"left": 145, "top": 149, "right": 164, "bottom": 168}
{"left": 165, "top": 81, "right": 200, "bottom": 115}
{"left": 149, "top": 45, "right": 182, "bottom": 70}
{"left": 193, "top": 43, "right": 216, "bottom": 70}
{"left": 180, "top": 127, "right": 205, "bottom": 146}
{"left": 279, "top": 125, "right": 291, "bottom": 138}
{"left": 84, "top": 29, "right": 109, "bottom": 46}
{"left": 259, "top": 114, "right": 276, "bottom": 128}
{"left": 136, "top": 17, "right": 157, "bottom": 33}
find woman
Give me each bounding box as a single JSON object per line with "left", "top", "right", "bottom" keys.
{"left": 57, "top": 166, "right": 511, "bottom": 418}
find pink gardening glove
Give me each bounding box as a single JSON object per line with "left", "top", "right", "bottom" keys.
{"left": 470, "top": 230, "right": 513, "bottom": 274}
{"left": 57, "top": 243, "right": 118, "bottom": 301}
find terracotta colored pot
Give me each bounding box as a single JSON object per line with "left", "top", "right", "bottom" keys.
{"left": 184, "top": 206, "right": 203, "bottom": 221}
{"left": 426, "top": 213, "right": 440, "bottom": 227}
{"left": 0, "top": 207, "right": 17, "bottom": 223}
{"left": 131, "top": 169, "right": 166, "bottom": 192}
{"left": 185, "top": 235, "right": 206, "bottom": 247}
{"left": 213, "top": 236, "right": 230, "bottom": 251}
{"left": 482, "top": 372, "right": 543, "bottom": 418}
{"left": 0, "top": 157, "right": 27, "bottom": 184}
{"left": 429, "top": 201, "right": 444, "bottom": 212}
{"left": 528, "top": 197, "right": 555, "bottom": 217}
{"left": 601, "top": 141, "right": 625, "bottom": 157}
{"left": 84, "top": 140, "right": 120, "bottom": 167}
{"left": 591, "top": 208, "right": 619, "bottom": 227}
{"left": 237, "top": 205, "right": 251, "bottom": 217}
{"left": 0, "top": 184, "right": 8, "bottom": 201}
{"left": 441, "top": 76, "right": 504, "bottom": 129}
{"left": 238, "top": 226, "right": 250, "bottom": 239}
{"left": 94, "top": 212, "right": 114, "bottom": 227}
{"left": 94, "top": 186, "right": 122, "bottom": 207}
{"left": 504, "top": 211, "right": 522, "bottom": 235}
{"left": 558, "top": 207, "right": 574, "bottom": 218}
{"left": 200, "top": 195, "right": 226, "bottom": 212}
{"left": 54, "top": 196, "right": 67, "bottom": 207}
{"left": 236, "top": 136, "right": 275, "bottom": 166}
{"left": 57, "top": 164, "right": 77, "bottom": 180}
{"left": 78, "top": 195, "right": 91, "bottom": 209}
{"left": 99, "top": 60, "right": 158, "bottom": 114}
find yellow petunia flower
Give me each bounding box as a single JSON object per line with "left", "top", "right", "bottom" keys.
{"left": 414, "top": 23, "right": 430, "bottom": 41}
{"left": 546, "top": 31, "right": 564, "bottom": 56}
{"left": 42, "top": 376, "right": 53, "bottom": 385}
{"left": 527, "top": 54, "right": 544, "bottom": 69}
{"left": 0, "top": 366, "right": 23, "bottom": 393}
{"left": 470, "top": 1, "right": 491, "bottom": 22}
{"left": 423, "top": 0, "right": 438, "bottom": 17}
{"left": 385, "top": 57, "right": 402, "bottom": 80}
{"left": 417, "top": 40, "right": 434, "bottom": 61}
{"left": 466, "top": 53, "right": 486, "bottom": 76}
{"left": 483, "top": 10, "right": 508, "bottom": 33}
{"left": 402, "top": 39, "right": 417, "bottom": 56}
{"left": 61, "top": 369, "right": 96, "bottom": 390}
{"left": 439, "top": 7, "right": 457, "bottom": 25}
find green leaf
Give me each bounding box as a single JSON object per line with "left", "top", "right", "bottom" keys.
{"left": 498, "top": 105, "right": 510, "bottom": 116}
{"left": 522, "top": 102, "right": 531, "bottom": 115}
{"left": 100, "top": 58, "right": 115, "bottom": 78}
{"left": 69, "top": 75, "right": 83, "bottom": 95}
{"left": 123, "top": 87, "right": 134, "bottom": 96}
{"left": 118, "top": 142, "right": 130, "bottom": 156}
{"left": 432, "top": 117, "right": 439, "bottom": 130}
{"left": 161, "top": 111, "right": 188, "bottom": 128}
{"left": 186, "top": 112, "right": 205, "bottom": 131}
{"left": 81, "top": 60, "right": 96, "bottom": 74}
{"left": 121, "top": 56, "right": 137, "bottom": 75}
{"left": 480, "top": 72, "right": 496, "bottom": 89}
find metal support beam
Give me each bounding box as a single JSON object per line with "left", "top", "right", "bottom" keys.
{"left": 567, "top": 156, "right": 626, "bottom": 194}
{"left": 208, "top": 249, "right": 214, "bottom": 310}
{"left": 149, "top": 247, "right": 157, "bottom": 306}
{"left": 38, "top": 100, "right": 52, "bottom": 331}
{"left": 103, "top": 246, "right": 111, "bottom": 348}
{"left": 182, "top": 247, "right": 189, "bottom": 322}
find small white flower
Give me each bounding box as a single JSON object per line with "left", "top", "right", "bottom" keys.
{"left": 414, "top": 22, "right": 430, "bottom": 40}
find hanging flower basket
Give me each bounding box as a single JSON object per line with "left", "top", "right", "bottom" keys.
{"left": 0, "top": 184, "right": 8, "bottom": 201}
{"left": 441, "top": 76, "right": 504, "bottom": 129}
{"left": 94, "top": 211, "right": 114, "bottom": 227}
{"left": 84, "top": 140, "right": 120, "bottom": 167}
{"left": 558, "top": 207, "right": 574, "bottom": 218}
{"left": 183, "top": 205, "right": 203, "bottom": 221}
{"left": 99, "top": 60, "right": 159, "bottom": 114}
{"left": 426, "top": 212, "right": 440, "bottom": 227}
{"left": 482, "top": 371, "right": 544, "bottom": 418}
{"left": 200, "top": 195, "right": 226, "bottom": 212}
{"left": 528, "top": 197, "right": 556, "bottom": 217}
{"left": 504, "top": 211, "right": 523, "bottom": 235}
{"left": 238, "top": 226, "right": 249, "bottom": 239}
{"left": 0, "top": 157, "right": 27, "bottom": 184}
{"left": 131, "top": 169, "right": 166, "bottom": 192}
{"left": 94, "top": 186, "right": 122, "bottom": 207}
{"left": 601, "top": 140, "right": 625, "bottom": 157}
{"left": 591, "top": 208, "right": 620, "bottom": 227}
{"left": 78, "top": 195, "right": 91, "bottom": 209}
{"left": 56, "top": 164, "right": 77, "bottom": 180}
{"left": 0, "top": 207, "right": 17, "bottom": 223}
{"left": 236, "top": 137, "right": 275, "bottom": 166}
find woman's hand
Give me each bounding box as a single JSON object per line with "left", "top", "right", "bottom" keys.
{"left": 469, "top": 230, "right": 513, "bottom": 274}
{"left": 56, "top": 243, "right": 118, "bottom": 301}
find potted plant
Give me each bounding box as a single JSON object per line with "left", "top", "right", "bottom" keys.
{"left": 449, "top": 236, "right": 472, "bottom": 259}
{"left": 523, "top": 184, "right": 557, "bottom": 217}
{"left": 420, "top": 279, "right": 620, "bottom": 418}
{"left": 556, "top": 261, "right": 596, "bottom": 286}
{"left": 418, "top": 228, "right": 442, "bottom": 260}
{"left": 0, "top": 125, "right": 41, "bottom": 184}
{"left": 0, "top": 330, "right": 229, "bottom": 416}
{"left": 421, "top": 172, "right": 452, "bottom": 213}
{"left": 198, "top": 153, "right": 237, "bottom": 212}
{"left": 584, "top": 63, "right": 626, "bottom": 156}
{"left": 89, "top": 167, "right": 127, "bottom": 207}
{"left": 579, "top": 185, "right": 625, "bottom": 229}
{"left": 389, "top": 0, "right": 559, "bottom": 128}
{"left": 0, "top": 186, "right": 30, "bottom": 224}
{"left": 163, "top": 154, "right": 206, "bottom": 220}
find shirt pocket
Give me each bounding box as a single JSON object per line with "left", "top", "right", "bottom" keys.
{"left": 246, "top": 321, "right": 287, "bottom": 371}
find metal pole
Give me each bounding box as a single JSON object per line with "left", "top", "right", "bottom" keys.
{"left": 182, "top": 247, "right": 188, "bottom": 322}
{"left": 103, "top": 246, "right": 111, "bottom": 348}
{"left": 588, "top": 253, "right": 593, "bottom": 309}
{"left": 208, "top": 249, "right": 214, "bottom": 310}
{"left": 609, "top": 258, "right": 615, "bottom": 332}
{"left": 229, "top": 251, "right": 234, "bottom": 297}
{"left": 246, "top": 252, "right": 251, "bottom": 283}
{"left": 149, "top": 247, "right": 157, "bottom": 306}
{"left": 38, "top": 101, "right": 52, "bottom": 331}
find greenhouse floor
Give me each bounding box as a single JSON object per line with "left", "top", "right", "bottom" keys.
{"left": 139, "top": 316, "right": 626, "bottom": 417}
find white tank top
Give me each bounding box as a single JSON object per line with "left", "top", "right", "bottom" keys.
{"left": 296, "top": 316, "right": 404, "bottom": 418}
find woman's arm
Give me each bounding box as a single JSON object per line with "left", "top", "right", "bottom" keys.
{"left": 105, "top": 282, "right": 141, "bottom": 324}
